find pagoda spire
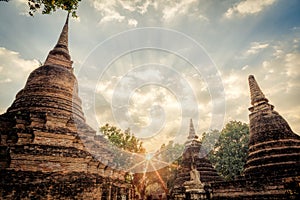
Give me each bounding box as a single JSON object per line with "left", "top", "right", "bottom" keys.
{"left": 248, "top": 75, "right": 268, "bottom": 105}
{"left": 187, "top": 119, "right": 197, "bottom": 140}
{"left": 44, "top": 13, "right": 73, "bottom": 69}
{"left": 56, "top": 13, "right": 69, "bottom": 50}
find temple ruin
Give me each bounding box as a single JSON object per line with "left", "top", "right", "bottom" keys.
{"left": 0, "top": 15, "right": 299, "bottom": 200}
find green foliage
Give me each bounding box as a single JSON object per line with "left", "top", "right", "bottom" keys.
{"left": 201, "top": 129, "right": 220, "bottom": 155}
{"left": 5, "top": 0, "right": 81, "bottom": 17}
{"left": 158, "top": 141, "right": 184, "bottom": 164}
{"left": 157, "top": 141, "right": 184, "bottom": 189}
{"left": 100, "top": 124, "right": 146, "bottom": 188}
{"left": 100, "top": 124, "right": 145, "bottom": 153}
{"left": 207, "top": 121, "right": 249, "bottom": 181}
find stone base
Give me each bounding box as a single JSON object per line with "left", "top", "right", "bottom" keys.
{"left": 211, "top": 175, "right": 300, "bottom": 200}
{"left": 173, "top": 191, "right": 207, "bottom": 200}
{"left": 184, "top": 182, "right": 204, "bottom": 191}
{"left": 187, "top": 192, "right": 207, "bottom": 200}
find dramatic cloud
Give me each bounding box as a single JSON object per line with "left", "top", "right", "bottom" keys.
{"left": 1, "top": 0, "right": 299, "bottom": 151}
{"left": 225, "top": 0, "right": 276, "bottom": 18}
{"left": 90, "top": 0, "right": 204, "bottom": 25}
{"left": 92, "top": 55, "right": 215, "bottom": 150}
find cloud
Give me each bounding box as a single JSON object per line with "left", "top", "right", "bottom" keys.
{"left": 225, "top": 0, "right": 276, "bottom": 18}
{"left": 91, "top": 0, "right": 153, "bottom": 24}
{"left": 92, "top": 58, "right": 215, "bottom": 151}
{"left": 235, "top": 37, "right": 300, "bottom": 133}
{"left": 216, "top": 36, "right": 299, "bottom": 129}
{"left": 137, "top": 0, "right": 155, "bottom": 15}
{"left": 90, "top": 0, "right": 205, "bottom": 25}
{"left": 0, "top": 47, "right": 39, "bottom": 87}
{"left": 95, "top": 79, "right": 185, "bottom": 151}
{"left": 99, "top": 10, "right": 126, "bottom": 24}
{"left": 285, "top": 52, "right": 300, "bottom": 78}
{"left": 128, "top": 18, "right": 138, "bottom": 27}
{"left": 118, "top": 0, "right": 136, "bottom": 12}
{"left": 0, "top": 47, "right": 39, "bottom": 114}
{"left": 0, "top": 47, "right": 39, "bottom": 72}
{"left": 223, "top": 73, "right": 248, "bottom": 100}
{"left": 197, "top": 14, "right": 209, "bottom": 22}
{"left": 272, "top": 45, "right": 284, "bottom": 59}
{"left": 92, "top": 0, "right": 125, "bottom": 24}
{"left": 162, "top": 0, "right": 197, "bottom": 22}
{"left": 242, "top": 65, "right": 249, "bottom": 70}
{"left": 244, "top": 42, "right": 269, "bottom": 56}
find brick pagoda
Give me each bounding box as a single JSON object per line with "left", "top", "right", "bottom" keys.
{"left": 171, "top": 119, "right": 222, "bottom": 199}
{"left": 211, "top": 75, "right": 300, "bottom": 199}
{"left": 0, "top": 15, "right": 134, "bottom": 199}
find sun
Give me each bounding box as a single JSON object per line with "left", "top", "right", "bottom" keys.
{"left": 145, "top": 153, "right": 153, "bottom": 161}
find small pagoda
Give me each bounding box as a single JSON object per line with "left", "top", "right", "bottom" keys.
{"left": 171, "top": 119, "right": 222, "bottom": 200}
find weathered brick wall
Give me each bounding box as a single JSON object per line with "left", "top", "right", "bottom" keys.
{"left": 0, "top": 170, "right": 130, "bottom": 200}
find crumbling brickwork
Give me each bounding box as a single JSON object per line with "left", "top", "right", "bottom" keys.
{"left": 0, "top": 15, "right": 133, "bottom": 200}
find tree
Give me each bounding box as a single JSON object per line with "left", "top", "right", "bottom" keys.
{"left": 100, "top": 124, "right": 147, "bottom": 198}
{"left": 156, "top": 141, "right": 184, "bottom": 189}
{"left": 4, "top": 0, "right": 81, "bottom": 17}
{"left": 200, "top": 129, "right": 220, "bottom": 156}
{"left": 158, "top": 141, "right": 184, "bottom": 163}
{"left": 100, "top": 123, "right": 145, "bottom": 153}
{"left": 99, "top": 124, "right": 145, "bottom": 173}
{"left": 207, "top": 121, "right": 249, "bottom": 181}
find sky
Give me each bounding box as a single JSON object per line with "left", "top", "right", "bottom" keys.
{"left": 0, "top": 0, "right": 300, "bottom": 152}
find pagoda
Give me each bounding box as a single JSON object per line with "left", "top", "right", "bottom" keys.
{"left": 244, "top": 75, "right": 300, "bottom": 178}
{"left": 171, "top": 119, "right": 222, "bottom": 200}
{"left": 211, "top": 75, "right": 300, "bottom": 199}
{"left": 0, "top": 15, "right": 134, "bottom": 199}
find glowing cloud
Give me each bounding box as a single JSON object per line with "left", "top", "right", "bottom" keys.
{"left": 225, "top": 0, "right": 276, "bottom": 18}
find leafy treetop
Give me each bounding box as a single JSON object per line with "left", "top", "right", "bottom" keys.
{"left": 4, "top": 0, "right": 81, "bottom": 17}
{"left": 100, "top": 123, "right": 146, "bottom": 153}
{"left": 207, "top": 120, "right": 249, "bottom": 181}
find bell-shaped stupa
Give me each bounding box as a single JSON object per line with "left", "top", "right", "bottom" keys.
{"left": 244, "top": 75, "right": 300, "bottom": 178}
